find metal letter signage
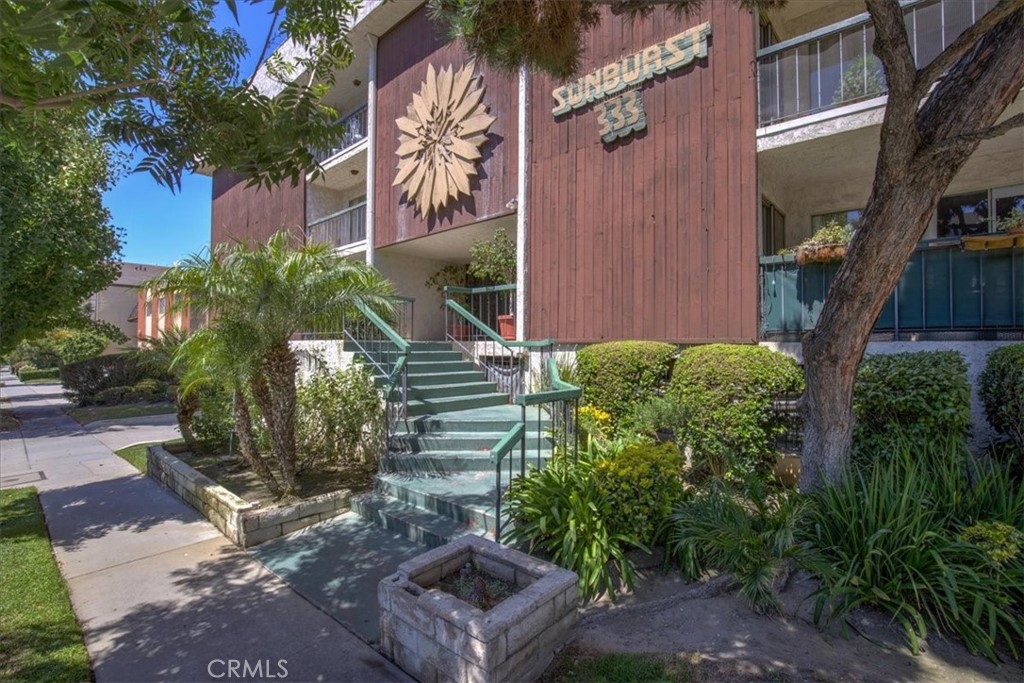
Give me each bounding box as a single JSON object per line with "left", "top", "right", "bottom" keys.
{"left": 550, "top": 21, "right": 710, "bottom": 143}
{"left": 597, "top": 90, "right": 647, "bottom": 143}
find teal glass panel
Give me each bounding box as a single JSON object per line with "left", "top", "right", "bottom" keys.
{"left": 981, "top": 250, "right": 1014, "bottom": 326}
{"left": 922, "top": 248, "right": 952, "bottom": 328}
{"left": 896, "top": 253, "right": 924, "bottom": 329}
{"left": 951, "top": 250, "right": 983, "bottom": 327}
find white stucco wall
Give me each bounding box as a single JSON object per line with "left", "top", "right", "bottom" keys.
{"left": 290, "top": 340, "right": 355, "bottom": 381}
{"left": 374, "top": 250, "right": 450, "bottom": 341}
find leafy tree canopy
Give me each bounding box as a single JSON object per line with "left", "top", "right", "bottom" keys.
{"left": 0, "top": 0, "right": 360, "bottom": 190}
{"left": 428, "top": 0, "right": 782, "bottom": 78}
{"left": 0, "top": 114, "right": 124, "bottom": 354}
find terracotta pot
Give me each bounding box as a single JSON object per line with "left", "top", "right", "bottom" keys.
{"left": 1006, "top": 224, "right": 1024, "bottom": 235}
{"left": 449, "top": 321, "right": 471, "bottom": 341}
{"left": 497, "top": 314, "right": 515, "bottom": 341}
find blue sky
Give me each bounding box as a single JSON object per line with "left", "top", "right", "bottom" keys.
{"left": 104, "top": 3, "right": 279, "bottom": 266}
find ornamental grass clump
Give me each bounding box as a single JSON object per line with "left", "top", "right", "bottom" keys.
{"left": 802, "top": 439, "right": 1024, "bottom": 662}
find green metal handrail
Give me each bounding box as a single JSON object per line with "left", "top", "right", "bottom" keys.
{"left": 516, "top": 358, "right": 581, "bottom": 407}
{"left": 491, "top": 423, "right": 525, "bottom": 544}
{"left": 443, "top": 297, "right": 552, "bottom": 349}
{"left": 354, "top": 300, "right": 410, "bottom": 353}
{"left": 445, "top": 283, "right": 517, "bottom": 295}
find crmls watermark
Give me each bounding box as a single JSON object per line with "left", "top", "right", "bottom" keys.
{"left": 207, "top": 659, "right": 288, "bottom": 679}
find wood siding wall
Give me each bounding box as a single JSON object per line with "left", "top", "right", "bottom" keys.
{"left": 527, "top": 4, "right": 759, "bottom": 343}
{"left": 211, "top": 170, "right": 306, "bottom": 247}
{"left": 374, "top": 7, "right": 518, "bottom": 248}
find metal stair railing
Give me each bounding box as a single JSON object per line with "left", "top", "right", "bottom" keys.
{"left": 342, "top": 300, "right": 411, "bottom": 447}
{"left": 443, "top": 286, "right": 553, "bottom": 401}
{"left": 491, "top": 358, "right": 581, "bottom": 544}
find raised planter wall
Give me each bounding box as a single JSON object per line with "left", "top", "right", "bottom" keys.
{"left": 146, "top": 445, "right": 350, "bottom": 547}
{"left": 379, "top": 535, "right": 577, "bottom": 683}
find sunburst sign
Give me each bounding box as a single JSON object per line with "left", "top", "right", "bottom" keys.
{"left": 394, "top": 62, "right": 495, "bottom": 217}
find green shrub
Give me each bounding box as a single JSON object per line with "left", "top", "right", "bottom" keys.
{"left": 94, "top": 385, "right": 132, "bottom": 405}
{"left": 853, "top": 351, "right": 971, "bottom": 460}
{"left": 960, "top": 521, "right": 1024, "bottom": 565}
{"left": 666, "top": 479, "right": 807, "bottom": 614}
{"left": 294, "top": 365, "right": 386, "bottom": 471}
{"left": 575, "top": 341, "right": 676, "bottom": 425}
{"left": 505, "top": 453, "right": 646, "bottom": 602}
{"left": 191, "top": 388, "right": 234, "bottom": 453}
{"left": 979, "top": 344, "right": 1024, "bottom": 452}
{"left": 47, "top": 328, "right": 109, "bottom": 364}
{"left": 8, "top": 337, "right": 61, "bottom": 369}
{"left": 17, "top": 367, "right": 60, "bottom": 382}
{"left": 16, "top": 363, "right": 38, "bottom": 379}
{"left": 60, "top": 353, "right": 153, "bottom": 405}
{"left": 130, "top": 378, "right": 167, "bottom": 401}
{"left": 623, "top": 395, "right": 688, "bottom": 440}
{"left": 594, "top": 443, "right": 685, "bottom": 545}
{"left": 670, "top": 344, "right": 803, "bottom": 478}
{"left": 803, "top": 440, "right": 1024, "bottom": 661}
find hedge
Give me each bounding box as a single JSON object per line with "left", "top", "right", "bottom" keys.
{"left": 575, "top": 341, "right": 677, "bottom": 424}
{"left": 18, "top": 367, "right": 61, "bottom": 382}
{"left": 670, "top": 344, "right": 804, "bottom": 476}
{"left": 978, "top": 343, "right": 1024, "bottom": 451}
{"left": 60, "top": 354, "right": 153, "bottom": 406}
{"left": 853, "top": 350, "right": 971, "bottom": 459}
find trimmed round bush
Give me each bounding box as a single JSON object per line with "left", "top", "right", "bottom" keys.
{"left": 60, "top": 353, "right": 153, "bottom": 405}
{"left": 95, "top": 386, "right": 132, "bottom": 405}
{"left": 575, "top": 341, "right": 676, "bottom": 424}
{"left": 853, "top": 350, "right": 970, "bottom": 460}
{"left": 978, "top": 344, "right": 1024, "bottom": 451}
{"left": 670, "top": 344, "right": 804, "bottom": 475}
{"left": 595, "top": 443, "right": 685, "bottom": 545}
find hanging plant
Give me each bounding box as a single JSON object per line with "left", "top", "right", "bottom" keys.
{"left": 791, "top": 221, "right": 854, "bottom": 265}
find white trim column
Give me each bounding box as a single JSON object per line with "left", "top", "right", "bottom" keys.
{"left": 365, "top": 33, "right": 379, "bottom": 266}
{"left": 516, "top": 65, "right": 529, "bottom": 341}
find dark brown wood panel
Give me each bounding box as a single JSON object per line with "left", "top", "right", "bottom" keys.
{"left": 374, "top": 7, "right": 518, "bottom": 248}
{"left": 526, "top": 4, "right": 758, "bottom": 343}
{"left": 211, "top": 170, "right": 306, "bottom": 247}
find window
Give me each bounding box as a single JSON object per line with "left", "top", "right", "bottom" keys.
{"left": 937, "top": 190, "right": 990, "bottom": 237}
{"left": 759, "top": 16, "right": 778, "bottom": 50}
{"left": 993, "top": 184, "right": 1024, "bottom": 229}
{"left": 145, "top": 299, "right": 152, "bottom": 318}
{"left": 348, "top": 194, "right": 367, "bottom": 207}
{"left": 762, "top": 199, "right": 786, "bottom": 256}
{"left": 158, "top": 297, "right": 166, "bottom": 316}
{"left": 811, "top": 209, "right": 863, "bottom": 232}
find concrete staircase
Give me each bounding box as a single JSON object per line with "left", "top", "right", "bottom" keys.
{"left": 349, "top": 341, "right": 551, "bottom": 548}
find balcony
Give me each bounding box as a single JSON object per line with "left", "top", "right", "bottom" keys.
{"left": 757, "top": 0, "right": 996, "bottom": 128}
{"left": 760, "top": 240, "right": 1024, "bottom": 338}
{"left": 315, "top": 106, "right": 368, "bottom": 163}
{"left": 306, "top": 202, "right": 366, "bottom": 249}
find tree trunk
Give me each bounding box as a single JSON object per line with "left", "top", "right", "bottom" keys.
{"left": 799, "top": 3, "right": 1024, "bottom": 491}
{"left": 174, "top": 389, "right": 203, "bottom": 455}
{"left": 250, "top": 342, "right": 299, "bottom": 496}
{"left": 232, "top": 388, "right": 282, "bottom": 497}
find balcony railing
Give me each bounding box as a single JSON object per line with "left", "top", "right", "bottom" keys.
{"left": 314, "top": 106, "right": 368, "bottom": 162}
{"left": 306, "top": 202, "right": 366, "bottom": 248}
{"left": 760, "top": 240, "right": 1024, "bottom": 337}
{"left": 757, "top": 0, "right": 995, "bottom": 127}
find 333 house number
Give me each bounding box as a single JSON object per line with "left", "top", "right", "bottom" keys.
{"left": 596, "top": 90, "right": 647, "bottom": 143}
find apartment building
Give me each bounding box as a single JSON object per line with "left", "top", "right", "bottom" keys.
{"left": 207, "top": 0, "right": 1023, "bottom": 347}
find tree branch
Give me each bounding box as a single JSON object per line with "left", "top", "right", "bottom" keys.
{"left": 919, "top": 112, "right": 1024, "bottom": 157}
{"left": 0, "top": 79, "right": 161, "bottom": 111}
{"left": 915, "top": 0, "right": 1024, "bottom": 98}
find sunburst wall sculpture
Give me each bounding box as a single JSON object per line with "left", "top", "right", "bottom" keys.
{"left": 393, "top": 62, "right": 496, "bottom": 217}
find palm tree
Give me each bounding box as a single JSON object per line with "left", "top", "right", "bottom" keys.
{"left": 147, "top": 231, "right": 396, "bottom": 498}
{"left": 133, "top": 327, "right": 206, "bottom": 455}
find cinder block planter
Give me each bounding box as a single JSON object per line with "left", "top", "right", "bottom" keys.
{"left": 146, "top": 445, "right": 350, "bottom": 547}
{"left": 379, "top": 535, "right": 577, "bottom": 683}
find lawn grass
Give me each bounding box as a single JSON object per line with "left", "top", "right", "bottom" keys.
{"left": 65, "top": 402, "right": 175, "bottom": 425}
{"left": 0, "top": 488, "right": 92, "bottom": 683}
{"left": 21, "top": 379, "right": 61, "bottom": 386}
{"left": 114, "top": 439, "right": 185, "bottom": 473}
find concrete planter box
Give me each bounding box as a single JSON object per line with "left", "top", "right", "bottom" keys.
{"left": 379, "top": 535, "right": 577, "bottom": 683}
{"left": 146, "top": 445, "right": 350, "bottom": 547}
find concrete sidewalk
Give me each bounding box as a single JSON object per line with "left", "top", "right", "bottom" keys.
{"left": 0, "top": 370, "right": 411, "bottom": 683}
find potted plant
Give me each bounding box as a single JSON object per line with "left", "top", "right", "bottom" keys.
{"left": 468, "top": 228, "right": 517, "bottom": 340}
{"left": 998, "top": 207, "right": 1024, "bottom": 235}
{"left": 425, "top": 264, "right": 472, "bottom": 340}
{"left": 791, "top": 220, "right": 854, "bottom": 265}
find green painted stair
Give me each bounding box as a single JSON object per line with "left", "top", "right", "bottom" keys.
{"left": 345, "top": 340, "right": 552, "bottom": 549}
